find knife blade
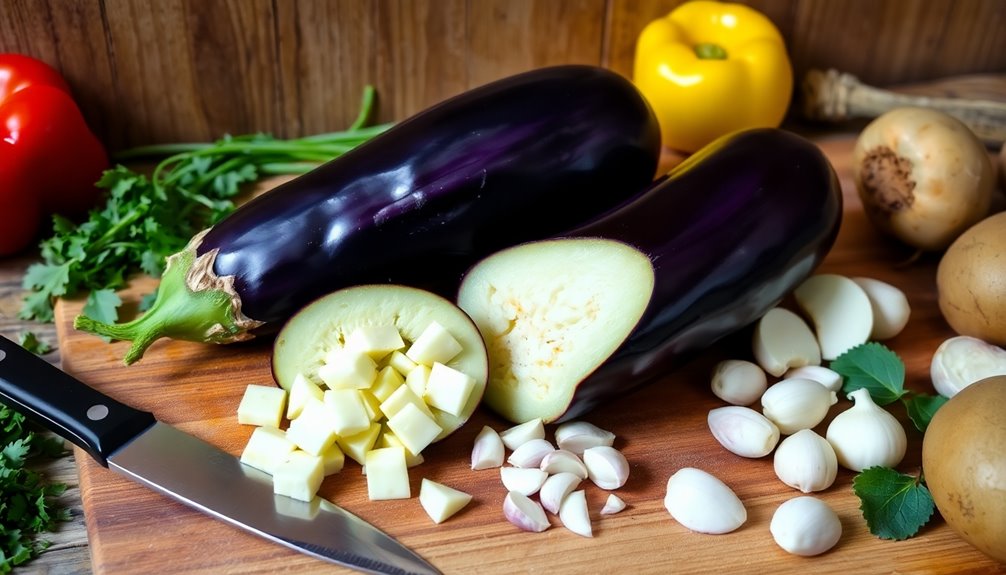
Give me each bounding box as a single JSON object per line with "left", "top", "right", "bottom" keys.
{"left": 0, "top": 336, "right": 441, "bottom": 575}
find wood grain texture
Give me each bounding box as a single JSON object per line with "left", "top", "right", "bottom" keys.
{"left": 1, "top": 0, "right": 1003, "bottom": 149}
{"left": 50, "top": 136, "right": 1006, "bottom": 574}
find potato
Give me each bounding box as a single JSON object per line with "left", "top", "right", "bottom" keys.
{"left": 922, "top": 376, "right": 1006, "bottom": 563}
{"left": 937, "top": 211, "right": 1006, "bottom": 346}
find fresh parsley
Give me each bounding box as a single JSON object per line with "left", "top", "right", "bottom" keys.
{"left": 15, "top": 333, "right": 51, "bottom": 356}
{"left": 0, "top": 404, "right": 70, "bottom": 572}
{"left": 832, "top": 342, "right": 945, "bottom": 432}
{"left": 20, "top": 86, "right": 389, "bottom": 324}
{"left": 852, "top": 466, "right": 935, "bottom": 540}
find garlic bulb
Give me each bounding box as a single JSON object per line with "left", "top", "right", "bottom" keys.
{"left": 664, "top": 467, "right": 747, "bottom": 534}
{"left": 825, "top": 388, "right": 907, "bottom": 471}
{"left": 761, "top": 378, "right": 837, "bottom": 435}
{"left": 773, "top": 429, "right": 837, "bottom": 493}
{"left": 710, "top": 359, "right": 768, "bottom": 405}
{"left": 770, "top": 496, "right": 842, "bottom": 556}
{"left": 707, "top": 406, "right": 780, "bottom": 458}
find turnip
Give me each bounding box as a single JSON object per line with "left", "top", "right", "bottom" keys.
{"left": 852, "top": 107, "right": 995, "bottom": 251}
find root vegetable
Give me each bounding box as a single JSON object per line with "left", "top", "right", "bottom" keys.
{"left": 937, "top": 211, "right": 1006, "bottom": 346}
{"left": 852, "top": 107, "right": 995, "bottom": 251}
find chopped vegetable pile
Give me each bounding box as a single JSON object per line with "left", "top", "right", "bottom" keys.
{"left": 19, "top": 86, "right": 389, "bottom": 325}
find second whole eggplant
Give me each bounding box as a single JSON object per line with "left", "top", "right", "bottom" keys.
{"left": 74, "top": 65, "right": 661, "bottom": 364}
{"left": 457, "top": 129, "right": 843, "bottom": 424}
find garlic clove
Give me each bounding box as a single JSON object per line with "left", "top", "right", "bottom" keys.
{"left": 770, "top": 496, "right": 842, "bottom": 556}
{"left": 752, "top": 307, "right": 822, "bottom": 377}
{"left": 553, "top": 421, "right": 615, "bottom": 454}
{"left": 761, "top": 377, "right": 837, "bottom": 435}
{"left": 825, "top": 388, "right": 907, "bottom": 472}
{"left": 852, "top": 276, "right": 911, "bottom": 340}
{"left": 539, "top": 472, "right": 582, "bottom": 515}
{"left": 503, "top": 491, "right": 550, "bottom": 532}
{"left": 539, "top": 449, "right": 588, "bottom": 478}
{"left": 558, "top": 490, "right": 593, "bottom": 538}
{"left": 600, "top": 493, "right": 627, "bottom": 515}
{"left": 784, "top": 365, "right": 844, "bottom": 393}
{"left": 582, "top": 446, "right": 630, "bottom": 490}
{"left": 471, "top": 425, "right": 505, "bottom": 470}
{"left": 506, "top": 438, "right": 555, "bottom": 468}
{"left": 710, "top": 359, "right": 768, "bottom": 406}
{"left": 773, "top": 429, "right": 838, "bottom": 493}
{"left": 707, "top": 406, "right": 780, "bottom": 458}
{"left": 930, "top": 335, "right": 1006, "bottom": 398}
{"left": 499, "top": 418, "right": 546, "bottom": 451}
{"left": 794, "top": 274, "right": 874, "bottom": 361}
{"left": 664, "top": 467, "right": 747, "bottom": 534}
{"left": 500, "top": 466, "right": 548, "bottom": 496}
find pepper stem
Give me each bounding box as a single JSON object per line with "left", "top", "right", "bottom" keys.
{"left": 73, "top": 246, "right": 254, "bottom": 365}
{"left": 694, "top": 43, "right": 728, "bottom": 60}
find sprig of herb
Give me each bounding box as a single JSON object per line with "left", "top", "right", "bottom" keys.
{"left": 0, "top": 404, "right": 70, "bottom": 572}
{"left": 832, "top": 342, "right": 945, "bottom": 432}
{"left": 20, "top": 86, "right": 390, "bottom": 324}
{"left": 852, "top": 466, "right": 935, "bottom": 540}
{"left": 16, "top": 333, "right": 51, "bottom": 356}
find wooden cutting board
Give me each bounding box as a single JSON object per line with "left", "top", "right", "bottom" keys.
{"left": 54, "top": 135, "right": 1006, "bottom": 574}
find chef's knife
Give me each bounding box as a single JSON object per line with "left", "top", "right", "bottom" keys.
{"left": 0, "top": 336, "right": 440, "bottom": 575}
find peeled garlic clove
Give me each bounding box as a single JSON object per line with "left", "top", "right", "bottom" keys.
{"left": 539, "top": 449, "right": 588, "bottom": 478}
{"left": 707, "top": 406, "right": 780, "bottom": 458}
{"left": 600, "top": 493, "right": 627, "bottom": 515}
{"left": 710, "top": 359, "right": 768, "bottom": 406}
{"left": 664, "top": 467, "right": 746, "bottom": 534}
{"left": 471, "top": 425, "right": 505, "bottom": 470}
{"left": 773, "top": 429, "right": 838, "bottom": 493}
{"left": 558, "top": 490, "right": 593, "bottom": 538}
{"left": 852, "top": 277, "right": 911, "bottom": 340}
{"left": 784, "top": 365, "right": 843, "bottom": 393}
{"left": 499, "top": 418, "right": 546, "bottom": 451}
{"left": 930, "top": 335, "right": 1006, "bottom": 398}
{"left": 500, "top": 466, "right": 548, "bottom": 496}
{"left": 761, "top": 378, "right": 837, "bottom": 435}
{"left": 794, "top": 274, "right": 874, "bottom": 361}
{"left": 826, "top": 388, "right": 907, "bottom": 472}
{"left": 503, "top": 491, "right": 550, "bottom": 532}
{"left": 770, "top": 496, "right": 842, "bottom": 556}
{"left": 752, "top": 307, "right": 822, "bottom": 377}
{"left": 553, "top": 421, "right": 615, "bottom": 454}
{"left": 582, "top": 446, "right": 629, "bottom": 490}
{"left": 506, "top": 438, "right": 555, "bottom": 468}
{"left": 539, "top": 472, "right": 582, "bottom": 515}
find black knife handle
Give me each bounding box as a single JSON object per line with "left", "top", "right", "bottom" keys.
{"left": 0, "top": 336, "right": 156, "bottom": 467}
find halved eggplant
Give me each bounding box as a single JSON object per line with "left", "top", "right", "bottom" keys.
{"left": 74, "top": 65, "right": 660, "bottom": 364}
{"left": 457, "top": 129, "right": 843, "bottom": 423}
{"left": 273, "top": 284, "right": 487, "bottom": 440}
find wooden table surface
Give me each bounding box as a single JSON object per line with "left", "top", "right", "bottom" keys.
{"left": 0, "top": 253, "right": 92, "bottom": 575}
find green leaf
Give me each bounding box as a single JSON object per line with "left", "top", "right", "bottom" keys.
{"left": 902, "top": 393, "right": 948, "bottom": 433}
{"left": 853, "top": 466, "right": 935, "bottom": 540}
{"left": 832, "top": 342, "right": 907, "bottom": 405}
{"left": 16, "top": 333, "right": 51, "bottom": 356}
{"left": 83, "top": 289, "right": 122, "bottom": 326}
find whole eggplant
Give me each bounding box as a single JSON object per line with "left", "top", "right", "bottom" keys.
{"left": 457, "top": 129, "right": 843, "bottom": 423}
{"left": 75, "top": 65, "right": 660, "bottom": 364}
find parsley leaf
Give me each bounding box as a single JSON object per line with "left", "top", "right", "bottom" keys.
{"left": 16, "top": 333, "right": 51, "bottom": 356}
{"left": 902, "top": 393, "right": 948, "bottom": 433}
{"left": 832, "top": 342, "right": 907, "bottom": 405}
{"left": 853, "top": 466, "right": 935, "bottom": 540}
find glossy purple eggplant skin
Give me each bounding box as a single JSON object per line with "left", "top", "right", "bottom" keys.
{"left": 554, "top": 129, "right": 843, "bottom": 421}
{"left": 199, "top": 65, "right": 660, "bottom": 325}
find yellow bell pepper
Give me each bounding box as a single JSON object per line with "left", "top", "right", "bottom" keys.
{"left": 633, "top": 1, "right": 793, "bottom": 153}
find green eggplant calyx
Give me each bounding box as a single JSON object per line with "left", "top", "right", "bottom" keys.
{"left": 73, "top": 233, "right": 262, "bottom": 365}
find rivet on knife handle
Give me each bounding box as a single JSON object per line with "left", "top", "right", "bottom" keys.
{"left": 0, "top": 336, "right": 156, "bottom": 466}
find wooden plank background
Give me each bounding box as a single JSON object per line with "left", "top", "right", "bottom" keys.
{"left": 0, "top": 0, "right": 1003, "bottom": 151}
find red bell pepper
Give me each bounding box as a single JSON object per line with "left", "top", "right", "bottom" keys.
{"left": 0, "top": 54, "right": 108, "bottom": 256}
